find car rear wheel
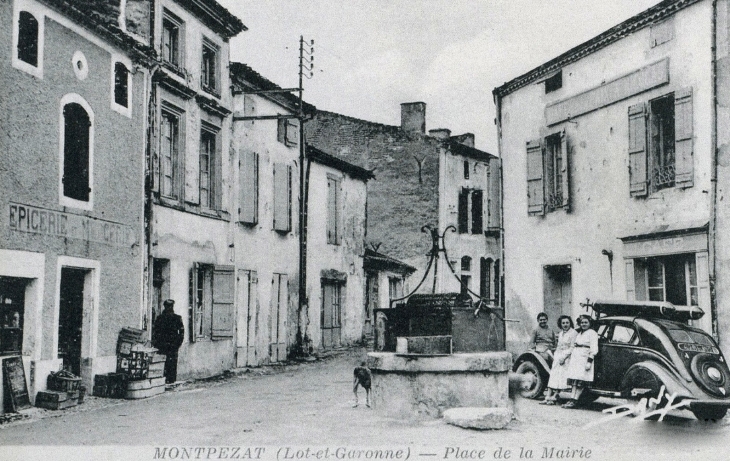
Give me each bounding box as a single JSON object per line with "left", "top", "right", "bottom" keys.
{"left": 515, "top": 360, "right": 546, "bottom": 399}
{"left": 691, "top": 406, "right": 728, "bottom": 422}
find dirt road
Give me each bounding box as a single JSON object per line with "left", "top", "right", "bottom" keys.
{"left": 0, "top": 349, "right": 727, "bottom": 461}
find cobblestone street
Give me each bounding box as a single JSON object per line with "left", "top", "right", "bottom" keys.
{"left": 0, "top": 349, "right": 728, "bottom": 461}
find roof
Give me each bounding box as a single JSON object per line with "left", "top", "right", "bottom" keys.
{"left": 39, "top": 0, "right": 156, "bottom": 61}
{"left": 363, "top": 248, "right": 417, "bottom": 275}
{"left": 306, "top": 145, "right": 375, "bottom": 181}
{"left": 448, "top": 140, "right": 497, "bottom": 162}
{"left": 619, "top": 220, "right": 708, "bottom": 241}
{"left": 172, "top": 0, "right": 246, "bottom": 39}
{"left": 230, "top": 62, "right": 317, "bottom": 114}
{"left": 493, "top": 0, "right": 702, "bottom": 99}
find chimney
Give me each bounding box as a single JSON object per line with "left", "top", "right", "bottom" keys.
{"left": 453, "top": 133, "right": 475, "bottom": 148}
{"left": 428, "top": 128, "right": 451, "bottom": 140}
{"left": 401, "top": 102, "right": 426, "bottom": 134}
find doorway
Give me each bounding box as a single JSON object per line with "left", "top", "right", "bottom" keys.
{"left": 543, "top": 265, "right": 572, "bottom": 322}
{"left": 269, "top": 274, "right": 287, "bottom": 363}
{"left": 321, "top": 281, "right": 342, "bottom": 349}
{"left": 0, "top": 277, "right": 28, "bottom": 355}
{"left": 58, "top": 268, "right": 88, "bottom": 376}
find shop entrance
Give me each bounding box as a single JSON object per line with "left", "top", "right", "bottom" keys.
{"left": 58, "top": 268, "right": 87, "bottom": 376}
{"left": 0, "top": 277, "right": 27, "bottom": 356}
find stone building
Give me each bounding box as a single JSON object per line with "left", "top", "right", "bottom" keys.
{"left": 145, "top": 0, "right": 245, "bottom": 379}
{"left": 306, "top": 105, "right": 502, "bottom": 306}
{"left": 0, "top": 0, "right": 154, "bottom": 405}
{"left": 493, "top": 0, "right": 730, "bottom": 354}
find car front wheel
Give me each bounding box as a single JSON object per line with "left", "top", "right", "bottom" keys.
{"left": 515, "top": 360, "right": 546, "bottom": 399}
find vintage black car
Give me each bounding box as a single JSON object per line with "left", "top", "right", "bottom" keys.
{"left": 513, "top": 300, "right": 730, "bottom": 421}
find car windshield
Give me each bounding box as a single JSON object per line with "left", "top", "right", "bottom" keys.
{"left": 666, "top": 328, "right": 715, "bottom": 347}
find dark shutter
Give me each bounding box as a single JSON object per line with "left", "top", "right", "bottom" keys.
{"left": 189, "top": 264, "right": 199, "bottom": 343}
{"left": 674, "top": 88, "right": 693, "bottom": 188}
{"left": 526, "top": 139, "right": 544, "bottom": 215}
{"left": 327, "top": 177, "right": 337, "bottom": 244}
{"left": 214, "top": 129, "right": 223, "bottom": 210}
{"left": 458, "top": 188, "right": 469, "bottom": 233}
{"left": 471, "top": 189, "right": 483, "bottom": 234}
{"left": 628, "top": 103, "right": 648, "bottom": 197}
{"left": 212, "top": 265, "right": 235, "bottom": 338}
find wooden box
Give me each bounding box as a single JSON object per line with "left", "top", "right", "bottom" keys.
{"left": 47, "top": 371, "right": 81, "bottom": 392}
{"left": 93, "top": 373, "right": 128, "bottom": 398}
{"left": 147, "top": 361, "right": 165, "bottom": 379}
{"left": 125, "top": 377, "right": 165, "bottom": 399}
{"left": 35, "top": 390, "right": 78, "bottom": 410}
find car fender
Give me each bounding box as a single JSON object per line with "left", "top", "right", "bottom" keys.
{"left": 620, "top": 361, "right": 692, "bottom": 400}
{"left": 513, "top": 351, "right": 551, "bottom": 376}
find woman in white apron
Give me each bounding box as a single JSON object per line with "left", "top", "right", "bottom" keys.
{"left": 541, "top": 315, "right": 577, "bottom": 405}
{"left": 562, "top": 315, "right": 598, "bottom": 408}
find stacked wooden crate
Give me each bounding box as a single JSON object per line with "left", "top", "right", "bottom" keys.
{"left": 36, "top": 370, "right": 81, "bottom": 410}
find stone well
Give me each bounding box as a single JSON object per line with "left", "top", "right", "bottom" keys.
{"left": 367, "top": 351, "right": 512, "bottom": 419}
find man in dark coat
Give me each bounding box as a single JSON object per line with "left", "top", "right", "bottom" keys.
{"left": 152, "top": 299, "right": 184, "bottom": 384}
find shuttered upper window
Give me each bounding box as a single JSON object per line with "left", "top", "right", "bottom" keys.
{"left": 525, "top": 130, "right": 569, "bottom": 216}
{"left": 458, "top": 188, "right": 485, "bottom": 233}
{"left": 628, "top": 88, "right": 693, "bottom": 197}
{"left": 327, "top": 176, "right": 342, "bottom": 245}
{"left": 239, "top": 151, "right": 259, "bottom": 224}
{"left": 273, "top": 163, "right": 292, "bottom": 232}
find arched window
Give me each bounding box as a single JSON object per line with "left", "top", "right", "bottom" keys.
{"left": 460, "top": 256, "right": 472, "bottom": 296}
{"left": 63, "top": 102, "right": 91, "bottom": 202}
{"left": 17, "top": 11, "right": 39, "bottom": 66}
{"left": 461, "top": 256, "right": 472, "bottom": 272}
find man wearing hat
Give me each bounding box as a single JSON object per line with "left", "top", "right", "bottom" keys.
{"left": 152, "top": 299, "right": 185, "bottom": 384}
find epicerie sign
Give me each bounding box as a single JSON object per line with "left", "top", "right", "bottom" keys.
{"left": 8, "top": 202, "right": 137, "bottom": 248}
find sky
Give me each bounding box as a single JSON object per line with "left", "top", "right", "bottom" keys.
{"left": 218, "top": 0, "right": 661, "bottom": 154}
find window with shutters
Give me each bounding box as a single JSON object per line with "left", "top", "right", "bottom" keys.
{"left": 239, "top": 151, "right": 259, "bottom": 224}
{"left": 273, "top": 163, "right": 292, "bottom": 232}
{"left": 388, "top": 276, "right": 403, "bottom": 300}
{"left": 526, "top": 131, "right": 569, "bottom": 215}
{"left": 60, "top": 96, "right": 94, "bottom": 209}
{"left": 327, "top": 176, "right": 341, "bottom": 245}
{"left": 159, "top": 104, "right": 184, "bottom": 200}
{"left": 277, "top": 118, "right": 299, "bottom": 147}
{"left": 480, "top": 257, "right": 492, "bottom": 300}
{"left": 628, "top": 89, "right": 693, "bottom": 196}
{"left": 162, "top": 11, "right": 183, "bottom": 68}
{"left": 199, "top": 123, "right": 221, "bottom": 210}
{"left": 633, "top": 254, "right": 698, "bottom": 307}
{"left": 458, "top": 188, "right": 484, "bottom": 234}
{"left": 201, "top": 38, "right": 219, "bottom": 96}
{"left": 190, "top": 263, "right": 235, "bottom": 341}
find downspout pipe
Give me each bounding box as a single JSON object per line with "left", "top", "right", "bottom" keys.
{"left": 710, "top": 0, "right": 719, "bottom": 340}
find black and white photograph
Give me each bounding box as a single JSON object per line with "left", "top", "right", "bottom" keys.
{"left": 0, "top": 0, "right": 729, "bottom": 459}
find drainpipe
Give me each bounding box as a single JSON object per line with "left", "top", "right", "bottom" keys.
{"left": 710, "top": 0, "right": 719, "bottom": 340}
{"left": 297, "top": 35, "right": 308, "bottom": 356}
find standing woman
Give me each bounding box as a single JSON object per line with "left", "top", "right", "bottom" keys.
{"left": 541, "top": 315, "right": 577, "bottom": 405}
{"left": 562, "top": 315, "right": 598, "bottom": 408}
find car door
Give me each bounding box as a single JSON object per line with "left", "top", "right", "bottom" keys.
{"left": 595, "top": 321, "right": 642, "bottom": 391}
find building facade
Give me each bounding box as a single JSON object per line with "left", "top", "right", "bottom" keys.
{"left": 229, "top": 63, "right": 301, "bottom": 366}
{"left": 306, "top": 105, "right": 501, "bottom": 305}
{"left": 0, "top": 0, "right": 154, "bottom": 406}
{"left": 306, "top": 146, "right": 372, "bottom": 350}
{"left": 493, "top": 0, "right": 728, "bottom": 354}
{"left": 145, "top": 0, "right": 244, "bottom": 379}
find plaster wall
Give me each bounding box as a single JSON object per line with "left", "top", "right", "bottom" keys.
{"left": 498, "top": 1, "right": 713, "bottom": 353}
{"left": 0, "top": 0, "right": 146, "bottom": 397}
{"left": 306, "top": 162, "right": 367, "bottom": 350}
{"left": 231, "top": 93, "right": 300, "bottom": 366}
